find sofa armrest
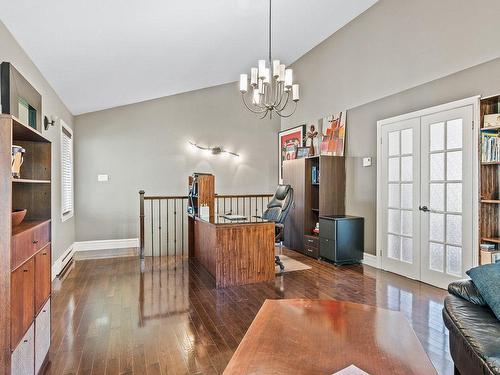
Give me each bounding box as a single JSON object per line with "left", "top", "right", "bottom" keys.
{"left": 448, "top": 279, "right": 487, "bottom": 306}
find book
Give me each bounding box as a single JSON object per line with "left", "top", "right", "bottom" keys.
{"left": 480, "top": 243, "right": 496, "bottom": 250}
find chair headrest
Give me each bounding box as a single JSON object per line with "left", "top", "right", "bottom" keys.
{"left": 275, "top": 185, "right": 290, "bottom": 201}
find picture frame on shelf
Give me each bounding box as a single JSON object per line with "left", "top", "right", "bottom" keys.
{"left": 296, "top": 147, "right": 310, "bottom": 159}
{"left": 320, "top": 111, "right": 346, "bottom": 156}
{"left": 278, "top": 125, "right": 305, "bottom": 183}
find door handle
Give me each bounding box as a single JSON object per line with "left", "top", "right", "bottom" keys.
{"left": 419, "top": 205, "right": 429, "bottom": 212}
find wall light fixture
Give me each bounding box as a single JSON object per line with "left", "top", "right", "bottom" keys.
{"left": 188, "top": 141, "right": 239, "bottom": 157}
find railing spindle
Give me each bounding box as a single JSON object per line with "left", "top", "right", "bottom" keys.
{"left": 151, "top": 199, "right": 155, "bottom": 257}
{"left": 158, "top": 200, "right": 162, "bottom": 261}
{"left": 139, "top": 190, "right": 145, "bottom": 260}
{"left": 166, "top": 200, "right": 169, "bottom": 256}
{"left": 181, "top": 199, "right": 185, "bottom": 257}
{"left": 174, "top": 199, "right": 177, "bottom": 258}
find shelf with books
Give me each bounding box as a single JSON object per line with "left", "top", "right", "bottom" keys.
{"left": 479, "top": 95, "right": 500, "bottom": 264}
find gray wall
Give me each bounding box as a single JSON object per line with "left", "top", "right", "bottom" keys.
{"left": 282, "top": 0, "right": 500, "bottom": 254}
{"left": 74, "top": 83, "right": 280, "bottom": 241}
{"left": 0, "top": 21, "right": 75, "bottom": 263}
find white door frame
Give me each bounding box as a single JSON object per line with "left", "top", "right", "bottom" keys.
{"left": 376, "top": 96, "right": 480, "bottom": 278}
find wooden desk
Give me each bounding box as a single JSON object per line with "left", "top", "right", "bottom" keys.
{"left": 223, "top": 299, "right": 437, "bottom": 375}
{"left": 188, "top": 215, "right": 275, "bottom": 288}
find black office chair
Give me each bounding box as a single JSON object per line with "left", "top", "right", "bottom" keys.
{"left": 261, "top": 185, "right": 294, "bottom": 271}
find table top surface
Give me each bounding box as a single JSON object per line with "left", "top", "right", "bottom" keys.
{"left": 223, "top": 299, "right": 437, "bottom": 375}
{"left": 192, "top": 214, "right": 272, "bottom": 226}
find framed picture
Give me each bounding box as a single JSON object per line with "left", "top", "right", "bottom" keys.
{"left": 304, "top": 121, "right": 321, "bottom": 156}
{"left": 278, "top": 125, "right": 305, "bottom": 183}
{"left": 296, "top": 147, "right": 310, "bottom": 159}
{"left": 320, "top": 111, "right": 346, "bottom": 156}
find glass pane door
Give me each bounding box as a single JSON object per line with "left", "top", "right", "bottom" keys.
{"left": 380, "top": 118, "right": 421, "bottom": 280}
{"left": 420, "top": 106, "right": 473, "bottom": 288}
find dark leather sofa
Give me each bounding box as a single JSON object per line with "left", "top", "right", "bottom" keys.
{"left": 442, "top": 279, "right": 500, "bottom": 375}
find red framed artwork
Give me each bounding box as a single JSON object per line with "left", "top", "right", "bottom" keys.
{"left": 278, "top": 125, "right": 305, "bottom": 183}
{"left": 320, "top": 111, "right": 346, "bottom": 156}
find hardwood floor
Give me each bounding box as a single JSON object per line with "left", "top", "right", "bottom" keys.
{"left": 45, "top": 249, "right": 453, "bottom": 375}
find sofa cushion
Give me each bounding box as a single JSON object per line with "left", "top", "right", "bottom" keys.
{"left": 448, "top": 279, "right": 487, "bottom": 306}
{"left": 444, "top": 295, "right": 500, "bottom": 375}
{"left": 467, "top": 263, "right": 500, "bottom": 320}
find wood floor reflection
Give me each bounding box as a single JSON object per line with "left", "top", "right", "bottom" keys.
{"left": 45, "top": 249, "right": 453, "bottom": 375}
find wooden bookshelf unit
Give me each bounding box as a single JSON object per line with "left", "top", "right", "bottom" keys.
{"left": 283, "top": 155, "right": 345, "bottom": 257}
{"left": 479, "top": 94, "right": 500, "bottom": 264}
{"left": 0, "top": 114, "right": 52, "bottom": 375}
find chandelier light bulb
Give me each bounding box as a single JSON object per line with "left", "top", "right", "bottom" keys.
{"left": 284, "top": 69, "right": 293, "bottom": 88}
{"left": 263, "top": 68, "right": 270, "bottom": 84}
{"left": 278, "top": 64, "right": 285, "bottom": 82}
{"left": 258, "top": 60, "right": 266, "bottom": 78}
{"left": 273, "top": 60, "right": 280, "bottom": 77}
{"left": 250, "top": 68, "right": 258, "bottom": 86}
{"left": 239, "top": 74, "right": 248, "bottom": 93}
{"left": 292, "top": 84, "right": 300, "bottom": 102}
{"left": 252, "top": 88, "right": 260, "bottom": 105}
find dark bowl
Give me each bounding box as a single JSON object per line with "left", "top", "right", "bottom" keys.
{"left": 12, "top": 209, "right": 27, "bottom": 227}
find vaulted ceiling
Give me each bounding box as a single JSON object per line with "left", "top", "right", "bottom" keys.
{"left": 0, "top": 0, "right": 377, "bottom": 114}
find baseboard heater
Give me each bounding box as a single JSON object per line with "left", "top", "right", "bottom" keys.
{"left": 57, "top": 250, "right": 74, "bottom": 279}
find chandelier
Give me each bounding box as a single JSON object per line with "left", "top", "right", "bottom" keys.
{"left": 239, "top": 0, "right": 299, "bottom": 119}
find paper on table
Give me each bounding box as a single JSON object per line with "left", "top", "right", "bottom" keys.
{"left": 333, "top": 365, "right": 370, "bottom": 375}
{"left": 222, "top": 214, "right": 247, "bottom": 220}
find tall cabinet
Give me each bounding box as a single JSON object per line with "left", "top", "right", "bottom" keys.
{"left": 0, "top": 115, "right": 51, "bottom": 375}
{"left": 283, "top": 156, "right": 345, "bottom": 257}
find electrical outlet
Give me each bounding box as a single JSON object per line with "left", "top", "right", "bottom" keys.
{"left": 97, "top": 174, "right": 109, "bottom": 182}
{"left": 362, "top": 157, "right": 372, "bottom": 167}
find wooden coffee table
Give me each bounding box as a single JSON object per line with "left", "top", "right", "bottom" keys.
{"left": 223, "top": 299, "right": 437, "bottom": 374}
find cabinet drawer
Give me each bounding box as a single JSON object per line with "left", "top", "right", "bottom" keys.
{"left": 35, "top": 246, "right": 51, "bottom": 314}
{"left": 304, "top": 235, "right": 319, "bottom": 249}
{"left": 35, "top": 299, "right": 50, "bottom": 374}
{"left": 11, "top": 230, "right": 34, "bottom": 271}
{"left": 11, "top": 221, "right": 50, "bottom": 271}
{"left": 11, "top": 258, "right": 35, "bottom": 350}
{"left": 11, "top": 323, "right": 34, "bottom": 375}
{"left": 319, "top": 218, "right": 336, "bottom": 240}
{"left": 32, "top": 221, "right": 50, "bottom": 253}
{"left": 303, "top": 244, "right": 319, "bottom": 258}
{"left": 319, "top": 237, "right": 336, "bottom": 261}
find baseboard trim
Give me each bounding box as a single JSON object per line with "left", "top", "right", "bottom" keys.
{"left": 52, "top": 244, "right": 75, "bottom": 280}
{"left": 73, "top": 238, "right": 139, "bottom": 252}
{"left": 75, "top": 247, "right": 139, "bottom": 260}
{"left": 362, "top": 253, "right": 381, "bottom": 269}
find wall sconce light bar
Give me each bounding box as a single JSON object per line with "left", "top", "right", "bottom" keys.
{"left": 188, "top": 141, "right": 239, "bottom": 157}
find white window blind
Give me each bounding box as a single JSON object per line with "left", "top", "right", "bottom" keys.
{"left": 61, "top": 122, "right": 73, "bottom": 221}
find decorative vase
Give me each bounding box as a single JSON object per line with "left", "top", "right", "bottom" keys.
{"left": 11, "top": 145, "right": 25, "bottom": 178}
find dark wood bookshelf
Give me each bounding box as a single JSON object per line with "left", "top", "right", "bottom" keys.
{"left": 283, "top": 155, "right": 345, "bottom": 256}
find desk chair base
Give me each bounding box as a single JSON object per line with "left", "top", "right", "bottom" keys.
{"left": 275, "top": 241, "right": 285, "bottom": 271}
{"left": 275, "top": 256, "right": 284, "bottom": 271}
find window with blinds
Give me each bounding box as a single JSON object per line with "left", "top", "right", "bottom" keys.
{"left": 61, "top": 122, "right": 74, "bottom": 221}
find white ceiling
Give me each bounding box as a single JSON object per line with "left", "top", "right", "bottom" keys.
{"left": 0, "top": 0, "right": 377, "bottom": 115}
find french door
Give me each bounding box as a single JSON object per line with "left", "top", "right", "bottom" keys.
{"left": 378, "top": 101, "right": 475, "bottom": 289}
